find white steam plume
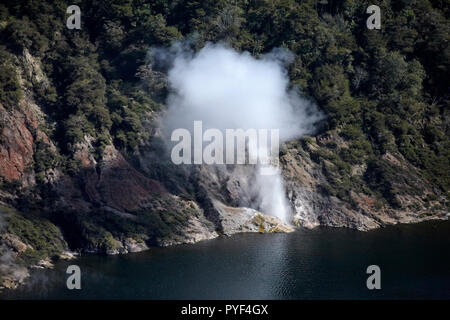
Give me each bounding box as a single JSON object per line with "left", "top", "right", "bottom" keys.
{"left": 155, "top": 42, "right": 322, "bottom": 222}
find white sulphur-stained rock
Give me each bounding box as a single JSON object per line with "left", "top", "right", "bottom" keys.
{"left": 212, "top": 200, "right": 295, "bottom": 235}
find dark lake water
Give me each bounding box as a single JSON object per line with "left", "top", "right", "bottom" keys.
{"left": 1, "top": 220, "right": 449, "bottom": 299}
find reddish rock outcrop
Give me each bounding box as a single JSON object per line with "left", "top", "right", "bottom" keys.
{"left": 0, "top": 102, "right": 36, "bottom": 184}
{"left": 55, "top": 144, "right": 166, "bottom": 213}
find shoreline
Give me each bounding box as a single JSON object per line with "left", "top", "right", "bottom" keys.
{"left": 1, "top": 216, "right": 448, "bottom": 294}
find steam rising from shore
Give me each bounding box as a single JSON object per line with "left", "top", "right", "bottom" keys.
{"left": 154, "top": 42, "right": 322, "bottom": 222}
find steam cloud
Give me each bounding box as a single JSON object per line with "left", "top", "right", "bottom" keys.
{"left": 154, "top": 42, "right": 322, "bottom": 222}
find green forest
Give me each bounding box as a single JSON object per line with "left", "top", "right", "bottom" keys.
{"left": 0, "top": 0, "right": 449, "bottom": 265}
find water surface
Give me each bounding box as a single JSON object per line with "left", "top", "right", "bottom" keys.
{"left": 2, "top": 220, "right": 449, "bottom": 299}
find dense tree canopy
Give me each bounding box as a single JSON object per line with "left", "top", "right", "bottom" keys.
{"left": 0, "top": 0, "right": 448, "bottom": 207}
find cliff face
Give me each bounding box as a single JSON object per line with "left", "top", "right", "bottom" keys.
{"left": 281, "top": 140, "right": 448, "bottom": 231}
{"left": 0, "top": 102, "right": 34, "bottom": 183}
